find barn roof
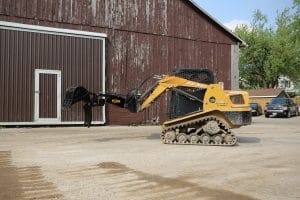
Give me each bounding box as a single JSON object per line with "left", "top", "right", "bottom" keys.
{"left": 188, "top": 0, "right": 246, "bottom": 47}
{"left": 247, "top": 88, "right": 289, "bottom": 98}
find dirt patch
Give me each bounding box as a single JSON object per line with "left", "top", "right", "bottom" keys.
{"left": 0, "top": 151, "right": 63, "bottom": 200}
{"left": 0, "top": 151, "right": 23, "bottom": 200}
{"left": 65, "top": 162, "right": 258, "bottom": 200}
{"left": 97, "top": 162, "right": 130, "bottom": 169}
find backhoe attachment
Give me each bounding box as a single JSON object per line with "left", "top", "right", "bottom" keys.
{"left": 62, "top": 73, "right": 212, "bottom": 127}
{"left": 63, "top": 86, "right": 141, "bottom": 127}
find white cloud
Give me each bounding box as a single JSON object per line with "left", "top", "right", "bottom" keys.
{"left": 224, "top": 19, "right": 251, "bottom": 31}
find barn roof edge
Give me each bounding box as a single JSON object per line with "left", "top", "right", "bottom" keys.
{"left": 188, "top": 0, "right": 246, "bottom": 47}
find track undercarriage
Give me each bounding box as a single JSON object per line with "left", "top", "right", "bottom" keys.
{"left": 161, "top": 115, "right": 237, "bottom": 146}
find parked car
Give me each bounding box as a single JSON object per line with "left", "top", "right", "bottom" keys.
{"left": 250, "top": 103, "right": 263, "bottom": 116}
{"left": 265, "top": 98, "right": 299, "bottom": 118}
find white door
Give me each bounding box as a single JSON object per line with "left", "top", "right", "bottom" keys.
{"left": 34, "top": 69, "right": 61, "bottom": 123}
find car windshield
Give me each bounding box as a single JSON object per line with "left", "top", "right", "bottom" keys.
{"left": 250, "top": 103, "right": 257, "bottom": 109}
{"left": 270, "top": 98, "right": 287, "bottom": 105}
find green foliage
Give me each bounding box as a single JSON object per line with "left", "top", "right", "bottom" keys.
{"left": 235, "top": 4, "right": 300, "bottom": 89}
{"left": 287, "top": 91, "right": 297, "bottom": 98}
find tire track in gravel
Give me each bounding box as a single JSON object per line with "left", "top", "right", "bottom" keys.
{"left": 0, "top": 151, "right": 63, "bottom": 200}
{"left": 63, "top": 162, "right": 258, "bottom": 200}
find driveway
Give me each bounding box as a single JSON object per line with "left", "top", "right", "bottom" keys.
{"left": 0, "top": 116, "right": 299, "bottom": 200}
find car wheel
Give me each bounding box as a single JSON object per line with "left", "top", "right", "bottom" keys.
{"left": 294, "top": 111, "right": 298, "bottom": 117}
{"left": 265, "top": 114, "right": 269, "bottom": 118}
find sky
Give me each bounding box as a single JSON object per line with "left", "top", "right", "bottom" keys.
{"left": 194, "top": 0, "right": 294, "bottom": 30}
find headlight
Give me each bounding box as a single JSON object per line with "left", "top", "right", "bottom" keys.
{"left": 283, "top": 106, "right": 288, "bottom": 110}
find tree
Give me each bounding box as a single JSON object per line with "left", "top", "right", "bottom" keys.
{"left": 235, "top": 10, "right": 273, "bottom": 88}
{"left": 235, "top": 4, "right": 300, "bottom": 89}
{"left": 272, "top": 7, "right": 299, "bottom": 83}
{"left": 290, "top": 0, "right": 300, "bottom": 89}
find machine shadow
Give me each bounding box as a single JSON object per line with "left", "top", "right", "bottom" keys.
{"left": 147, "top": 133, "right": 161, "bottom": 140}
{"left": 238, "top": 136, "right": 261, "bottom": 143}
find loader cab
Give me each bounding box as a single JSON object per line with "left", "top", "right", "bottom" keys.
{"left": 169, "top": 68, "right": 215, "bottom": 119}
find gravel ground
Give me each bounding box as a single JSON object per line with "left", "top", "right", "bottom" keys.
{"left": 0, "top": 116, "right": 299, "bottom": 200}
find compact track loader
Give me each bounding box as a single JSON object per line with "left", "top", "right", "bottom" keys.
{"left": 63, "top": 68, "right": 251, "bottom": 146}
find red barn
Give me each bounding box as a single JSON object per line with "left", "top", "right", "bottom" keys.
{"left": 0, "top": 0, "right": 244, "bottom": 125}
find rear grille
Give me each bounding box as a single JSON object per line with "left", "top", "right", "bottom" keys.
{"left": 267, "top": 106, "right": 282, "bottom": 110}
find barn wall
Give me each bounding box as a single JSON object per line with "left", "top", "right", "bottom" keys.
{"left": 231, "top": 45, "right": 239, "bottom": 90}
{"left": 0, "top": 25, "right": 105, "bottom": 123}
{"left": 0, "top": 0, "right": 236, "bottom": 44}
{"left": 0, "top": 0, "right": 239, "bottom": 125}
{"left": 106, "top": 29, "right": 232, "bottom": 124}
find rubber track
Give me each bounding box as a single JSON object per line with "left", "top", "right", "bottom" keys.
{"left": 161, "top": 116, "right": 237, "bottom": 146}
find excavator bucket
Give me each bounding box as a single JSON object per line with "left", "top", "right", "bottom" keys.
{"left": 63, "top": 86, "right": 92, "bottom": 108}
{"left": 125, "top": 89, "right": 141, "bottom": 113}
{"left": 63, "top": 86, "right": 102, "bottom": 127}
{"left": 62, "top": 86, "right": 140, "bottom": 126}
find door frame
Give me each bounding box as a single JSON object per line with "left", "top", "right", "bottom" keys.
{"left": 34, "top": 69, "right": 61, "bottom": 123}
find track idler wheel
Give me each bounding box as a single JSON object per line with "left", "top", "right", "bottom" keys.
{"left": 200, "top": 133, "right": 211, "bottom": 145}
{"left": 213, "top": 134, "right": 223, "bottom": 145}
{"left": 189, "top": 133, "right": 200, "bottom": 144}
{"left": 164, "top": 130, "right": 176, "bottom": 143}
{"left": 224, "top": 134, "right": 237, "bottom": 145}
{"left": 177, "top": 133, "right": 189, "bottom": 144}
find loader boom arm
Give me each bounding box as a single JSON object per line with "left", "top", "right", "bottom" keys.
{"left": 62, "top": 75, "right": 209, "bottom": 127}
{"left": 139, "top": 75, "right": 208, "bottom": 111}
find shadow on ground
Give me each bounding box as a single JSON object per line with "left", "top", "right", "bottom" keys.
{"left": 147, "top": 133, "right": 161, "bottom": 140}
{"left": 238, "top": 136, "right": 261, "bottom": 143}
{"left": 95, "top": 135, "right": 146, "bottom": 142}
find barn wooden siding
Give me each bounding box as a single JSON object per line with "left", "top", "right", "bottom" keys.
{"left": 0, "top": 28, "right": 104, "bottom": 123}
{"left": 0, "top": 0, "right": 239, "bottom": 125}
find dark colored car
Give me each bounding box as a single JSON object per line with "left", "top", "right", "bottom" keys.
{"left": 265, "top": 98, "right": 299, "bottom": 118}
{"left": 250, "top": 103, "right": 263, "bottom": 116}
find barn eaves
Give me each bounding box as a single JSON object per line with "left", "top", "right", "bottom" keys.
{"left": 188, "top": 0, "right": 246, "bottom": 47}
